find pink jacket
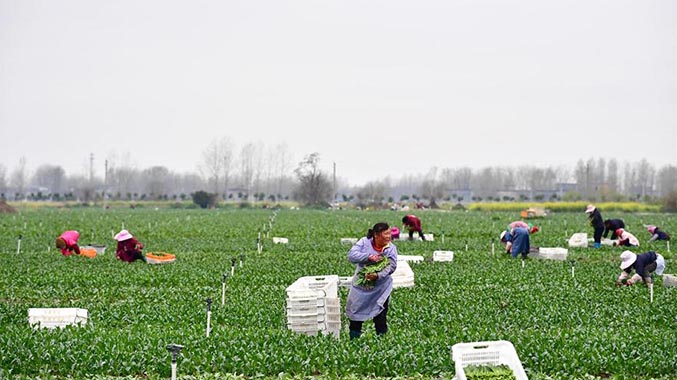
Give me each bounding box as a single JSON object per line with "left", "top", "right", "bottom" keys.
{"left": 59, "top": 230, "right": 80, "bottom": 256}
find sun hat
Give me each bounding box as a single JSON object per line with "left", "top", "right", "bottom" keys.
{"left": 500, "top": 230, "right": 507, "bottom": 241}
{"left": 585, "top": 204, "right": 595, "bottom": 213}
{"left": 616, "top": 228, "right": 624, "bottom": 237}
{"left": 114, "top": 229, "right": 133, "bottom": 242}
{"left": 647, "top": 225, "right": 657, "bottom": 234}
{"left": 619, "top": 250, "right": 637, "bottom": 270}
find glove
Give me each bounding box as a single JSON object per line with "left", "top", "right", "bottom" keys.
{"left": 368, "top": 254, "right": 383, "bottom": 263}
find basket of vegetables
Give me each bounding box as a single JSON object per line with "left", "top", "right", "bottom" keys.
{"left": 146, "top": 252, "right": 176, "bottom": 264}
{"left": 451, "top": 340, "right": 528, "bottom": 380}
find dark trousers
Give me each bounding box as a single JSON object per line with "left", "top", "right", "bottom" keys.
{"left": 408, "top": 230, "right": 425, "bottom": 241}
{"left": 593, "top": 227, "right": 604, "bottom": 244}
{"left": 349, "top": 297, "right": 390, "bottom": 335}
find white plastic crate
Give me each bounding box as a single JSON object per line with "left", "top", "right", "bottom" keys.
{"left": 398, "top": 255, "right": 424, "bottom": 263}
{"left": 286, "top": 305, "right": 325, "bottom": 316}
{"left": 28, "top": 308, "right": 88, "bottom": 329}
{"left": 663, "top": 274, "right": 677, "bottom": 287}
{"left": 286, "top": 313, "right": 325, "bottom": 324}
{"left": 533, "top": 247, "right": 568, "bottom": 261}
{"left": 451, "top": 340, "right": 528, "bottom": 380}
{"left": 273, "top": 237, "right": 289, "bottom": 244}
{"left": 287, "top": 297, "right": 324, "bottom": 309}
{"left": 392, "top": 261, "right": 415, "bottom": 288}
{"left": 340, "top": 238, "right": 358, "bottom": 245}
{"left": 568, "top": 233, "right": 588, "bottom": 248}
{"left": 338, "top": 276, "right": 352, "bottom": 288}
{"left": 288, "top": 322, "right": 324, "bottom": 336}
{"left": 433, "top": 250, "right": 454, "bottom": 262}
{"left": 286, "top": 275, "right": 339, "bottom": 299}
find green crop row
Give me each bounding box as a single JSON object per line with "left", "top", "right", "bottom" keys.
{"left": 0, "top": 209, "right": 675, "bottom": 379}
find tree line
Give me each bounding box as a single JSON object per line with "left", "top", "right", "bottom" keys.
{"left": 1, "top": 140, "right": 675, "bottom": 208}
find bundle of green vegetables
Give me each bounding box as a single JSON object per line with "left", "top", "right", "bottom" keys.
{"left": 355, "top": 256, "right": 389, "bottom": 288}
{"left": 463, "top": 364, "right": 516, "bottom": 380}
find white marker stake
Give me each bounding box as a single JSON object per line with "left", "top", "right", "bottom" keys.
{"left": 649, "top": 283, "right": 654, "bottom": 303}
{"left": 17, "top": 235, "right": 22, "bottom": 254}
{"left": 667, "top": 241, "right": 670, "bottom": 253}
{"left": 465, "top": 242, "right": 468, "bottom": 252}
{"left": 231, "top": 258, "right": 236, "bottom": 277}
{"left": 171, "top": 359, "right": 178, "bottom": 380}
{"left": 221, "top": 275, "right": 227, "bottom": 306}
{"left": 491, "top": 242, "right": 495, "bottom": 257}
{"left": 571, "top": 266, "right": 575, "bottom": 278}
{"left": 205, "top": 299, "right": 212, "bottom": 337}
{"left": 522, "top": 259, "right": 525, "bottom": 268}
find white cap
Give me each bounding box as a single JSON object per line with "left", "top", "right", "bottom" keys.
{"left": 114, "top": 229, "right": 133, "bottom": 242}
{"left": 619, "top": 250, "right": 637, "bottom": 270}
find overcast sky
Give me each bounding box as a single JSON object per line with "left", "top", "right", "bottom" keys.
{"left": 1, "top": 0, "right": 675, "bottom": 186}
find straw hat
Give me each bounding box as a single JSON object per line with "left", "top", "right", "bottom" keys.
{"left": 619, "top": 250, "right": 637, "bottom": 270}
{"left": 114, "top": 229, "right": 133, "bottom": 242}
{"left": 585, "top": 204, "right": 596, "bottom": 213}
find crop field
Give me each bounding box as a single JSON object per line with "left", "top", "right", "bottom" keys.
{"left": 0, "top": 208, "right": 676, "bottom": 380}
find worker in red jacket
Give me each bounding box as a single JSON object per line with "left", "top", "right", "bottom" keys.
{"left": 114, "top": 230, "right": 146, "bottom": 263}
{"left": 402, "top": 214, "right": 425, "bottom": 240}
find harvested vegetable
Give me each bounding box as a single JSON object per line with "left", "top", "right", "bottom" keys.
{"left": 464, "top": 364, "right": 516, "bottom": 380}
{"left": 355, "top": 256, "right": 389, "bottom": 288}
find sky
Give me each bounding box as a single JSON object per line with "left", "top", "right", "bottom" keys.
{"left": 1, "top": 0, "right": 676, "bottom": 186}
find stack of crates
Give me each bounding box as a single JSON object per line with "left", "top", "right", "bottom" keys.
{"left": 392, "top": 260, "right": 415, "bottom": 288}
{"left": 285, "top": 275, "right": 341, "bottom": 337}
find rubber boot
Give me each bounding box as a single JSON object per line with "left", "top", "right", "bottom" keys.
{"left": 349, "top": 330, "right": 362, "bottom": 340}
{"left": 594, "top": 242, "right": 601, "bottom": 249}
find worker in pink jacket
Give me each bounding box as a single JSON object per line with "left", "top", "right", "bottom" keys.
{"left": 55, "top": 230, "right": 81, "bottom": 256}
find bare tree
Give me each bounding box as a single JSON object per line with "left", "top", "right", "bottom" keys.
{"left": 293, "top": 152, "right": 332, "bottom": 206}
{"left": 10, "top": 157, "right": 28, "bottom": 200}
{"left": 357, "top": 179, "right": 390, "bottom": 207}
{"left": 200, "top": 139, "right": 224, "bottom": 195}
{"left": 272, "top": 143, "right": 292, "bottom": 200}
{"left": 33, "top": 165, "right": 66, "bottom": 196}
{"left": 607, "top": 159, "right": 619, "bottom": 194}
{"left": 656, "top": 165, "right": 677, "bottom": 197}
{"left": 143, "top": 166, "right": 170, "bottom": 199}
{"left": 418, "top": 167, "right": 446, "bottom": 207}
{"left": 0, "top": 164, "right": 7, "bottom": 198}
{"left": 239, "top": 143, "right": 256, "bottom": 202}
{"left": 219, "top": 137, "right": 235, "bottom": 199}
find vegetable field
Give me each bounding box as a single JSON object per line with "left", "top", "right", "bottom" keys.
{"left": 1, "top": 208, "right": 676, "bottom": 380}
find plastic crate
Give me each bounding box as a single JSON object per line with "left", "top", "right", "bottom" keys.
{"left": 273, "top": 237, "right": 289, "bottom": 244}
{"left": 392, "top": 261, "right": 415, "bottom": 288}
{"left": 451, "top": 340, "right": 528, "bottom": 380}
{"left": 286, "top": 275, "right": 339, "bottom": 299}
{"left": 287, "top": 297, "right": 324, "bottom": 309}
{"left": 287, "top": 322, "right": 323, "bottom": 336}
{"left": 286, "top": 305, "right": 325, "bottom": 316}
{"left": 340, "top": 238, "right": 358, "bottom": 245}
{"left": 568, "top": 233, "right": 588, "bottom": 248}
{"left": 398, "top": 255, "right": 424, "bottom": 263}
{"left": 286, "top": 313, "right": 324, "bottom": 324}
{"left": 433, "top": 250, "right": 454, "bottom": 262}
{"left": 338, "top": 276, "right": 352, "bottom": 288}
{"left": 534, "top": 247, "right": 568, "bottom": 261}
{"left": 663, "top": 274, "right": 677, "bottom": 287}
{"left": 28, "top": 308, "right": 88, "bottom": 329}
